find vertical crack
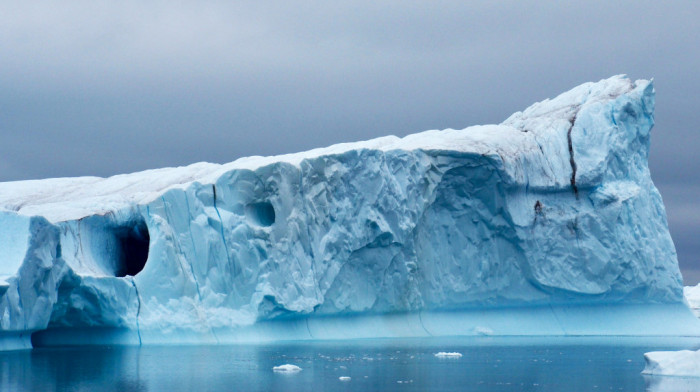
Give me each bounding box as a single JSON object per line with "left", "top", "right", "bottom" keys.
{"left": 298, "top": 169, "right": 322, "bottom": 303}
{"left": 162, "top": 192, "right": 221, "bottom": 344}
{"left": 212, "top": 185, "right": 241, "bottom": 305}
{"left": 305, "top": 317, "right": 314, "bottom": 339}
{"left": 417, "top": 310, "right": 433, "bottom": 336}
{"left": 129, "top": 276, "right": 142, "bottom": 346}
{"left": 548, "top": 304, "right": 567, "bottom": 336}
{"left": 162, "top": 196, "right": 203, "bottom": 301}
{"left": 183, "top": 193, "right": 220, "bottom": 344}
{"left": 212, "top": 185, "right": 237, "bottom": 277}
{"left": 567, "top": 115, "right": 579, "bottom": 199}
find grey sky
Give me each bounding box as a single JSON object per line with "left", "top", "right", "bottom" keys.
{"left": 2, "top": 1, "right": 699, "bottom": 283}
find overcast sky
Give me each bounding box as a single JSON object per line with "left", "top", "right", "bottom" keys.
{"left": 2, "top": 1, "right": 699, "bottom": 284}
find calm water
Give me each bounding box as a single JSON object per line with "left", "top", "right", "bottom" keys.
{"left": 2, "top": 337, "right": 700, "bottom": 391}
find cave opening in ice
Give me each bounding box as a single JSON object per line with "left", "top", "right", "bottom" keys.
{"left": 113, "top": 219, "right": 150, "bottom": 277}
{"left": 245, "top": 201, "right": 275, "bottom": 227}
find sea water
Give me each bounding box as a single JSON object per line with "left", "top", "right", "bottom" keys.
{"left": 1, "top": 337, "right": 699, "bottom": 391}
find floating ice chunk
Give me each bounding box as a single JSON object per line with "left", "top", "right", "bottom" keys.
{"left": 434, "top": 352, "right": 463, "bottom": 358}
{"left": 642, "top": 349, "right": 700, "bottom": 377}
{"left": 339, "top": 376, "right": 351, "bottom": 382}
{"left": 273, "top": 364, "right": 302, "bottom": 373}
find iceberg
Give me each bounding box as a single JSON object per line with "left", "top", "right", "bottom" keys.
{"left": 1, "top": 75, "right": 699, "bottom": 350}
{"left": 273, "top": 364, "right": 302, "bottom": 373}
{"left": 434, "top": 352, "right": 463, "bottom": 358}
{"left": 643, "top": 349, "right": 700, "bottom": 378}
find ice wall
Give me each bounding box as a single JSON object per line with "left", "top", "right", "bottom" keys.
{"left": 1, "top": 75, "right": 698, "bottom": 349}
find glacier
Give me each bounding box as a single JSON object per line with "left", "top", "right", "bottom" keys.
{"left": 1, "top": 75, "right": 699, "bottom": 350}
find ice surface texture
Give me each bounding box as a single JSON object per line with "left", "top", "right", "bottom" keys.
{"left": 0, "top": 75, "right": 697, "bottom": 349}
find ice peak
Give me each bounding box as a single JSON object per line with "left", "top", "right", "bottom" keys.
{"left": 503, "top": 75, "right": 650, "bottom": 131}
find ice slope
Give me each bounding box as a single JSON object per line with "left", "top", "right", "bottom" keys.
{"left": 1, "top": 75, "right": 698, "bottom": 349}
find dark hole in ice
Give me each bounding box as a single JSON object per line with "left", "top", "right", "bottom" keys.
{"left": 245, "top": 201, "right": 275, "bottom": 227}
{"left": 114, "top": 219, "right": 150, "bottom": 277}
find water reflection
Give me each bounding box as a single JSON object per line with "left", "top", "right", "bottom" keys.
{"left": 0, "top": 337, "right": 699, "bottom": 391}
{"left": 644, "top": 375, "right": 700, "bottom": 392}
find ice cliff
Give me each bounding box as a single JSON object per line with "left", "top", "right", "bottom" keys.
{"left": 1, "top": 75, "right": 698, "bottom": 350}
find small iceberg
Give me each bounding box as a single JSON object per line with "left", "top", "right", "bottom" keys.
{"left": 644, "top": 375, "right": 700, "bottom": 392}
{"left": 473, "top": 326, "right": 494, "bottom": 336}
{"left": 339, "top": 376, "right": 351, "bottom": 382}
{"left": 273, "top": 364, "right": 302, "bottom": 373}
{"left": 642, "top": 349, "right": 700, "bottom": 377}
{"left": 434, "top": 352, "right": 463, "bottom": 358}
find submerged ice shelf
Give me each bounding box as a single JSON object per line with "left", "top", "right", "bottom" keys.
{"left": 1, "top": 75, "right": 699, "bottom": 350}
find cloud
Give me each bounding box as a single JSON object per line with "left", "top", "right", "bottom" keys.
{"left": 2, "top": 1, "right": 699, "bottom": 177}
